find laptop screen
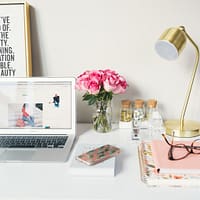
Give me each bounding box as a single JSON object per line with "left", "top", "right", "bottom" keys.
{"left": 0, "top": 79, "right": 74, "bottom": 130}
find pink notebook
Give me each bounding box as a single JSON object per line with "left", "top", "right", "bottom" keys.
{"left": 151, "top": 140, "right": 200, "bottom": 174}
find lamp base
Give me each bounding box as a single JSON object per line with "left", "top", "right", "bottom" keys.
{"left": 165, "top": 119, "right": 200, "bottom": 137}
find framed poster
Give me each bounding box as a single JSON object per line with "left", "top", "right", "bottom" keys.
{"left": 0, "top": 1, "right": 32, "bottom": 77}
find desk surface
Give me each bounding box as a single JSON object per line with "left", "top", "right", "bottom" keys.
{"left": 0, "top": 123, "right": 199, "bottom": 200}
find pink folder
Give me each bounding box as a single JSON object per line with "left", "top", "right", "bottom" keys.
{"left": 151, "top": 140, "right": 200, "bottom": 174}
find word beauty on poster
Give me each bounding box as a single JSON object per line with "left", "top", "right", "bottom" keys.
{"left": 0, "top": 1, "right": 32, "bottom": 77}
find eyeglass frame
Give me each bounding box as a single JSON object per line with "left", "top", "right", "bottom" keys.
{"left": 161, "top": 133, "right": 200, "bottom": 160}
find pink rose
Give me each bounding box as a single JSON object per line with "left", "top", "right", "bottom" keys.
{"left": 76, "top": 69, "right": 127, "bottom": 97}
{"left": 103, "top": 69, "right": 127, "bottom": 94}
{"left": 112, "top": 76, "right": 127, "bottom": 94}
{"left": 75, "top": 70, "right": 90, "bottom": 91}
{"left": 76, "top": 70, "right": 103, "bottom": 94}
{"left": 87, "top": 80, "right": 101, "bottom": 94}
{"left": 87, "top": 70, "right": 103, "bottom": 94}
{"left": 88, "top": 70, "right": 103, "bottom": 84}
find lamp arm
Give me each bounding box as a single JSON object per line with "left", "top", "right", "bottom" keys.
{"left": 180, "top": 31, "right": 200, "bottom": 131}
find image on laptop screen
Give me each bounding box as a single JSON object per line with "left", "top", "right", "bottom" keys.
{"left": 0, "top": 80, "right": 72, "bottom": 129}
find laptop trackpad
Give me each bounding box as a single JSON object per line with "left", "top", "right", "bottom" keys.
{"left": 0, "top": 150, "right": 36, "bottom": 161}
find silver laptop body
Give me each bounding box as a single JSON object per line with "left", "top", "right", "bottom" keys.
{"left": 0, "top": 77, "right": 76, "bottom": 162}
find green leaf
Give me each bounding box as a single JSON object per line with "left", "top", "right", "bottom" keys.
{"left": 82, "top": 93, "right": 92, "bottom": 101}
{"left": 82, "top": 90, "right": 113, "bottom": 106}
{"left": 88, "top": 96, "right": 97, "bottom": 105}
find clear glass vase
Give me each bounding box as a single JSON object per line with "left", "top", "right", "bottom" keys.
{"left": 92, "top": 100, "right": 112, "bottom": 133}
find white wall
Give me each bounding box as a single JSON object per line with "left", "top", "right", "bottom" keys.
{"left": 27, "top": 0, "right": 200, "bottom": 123}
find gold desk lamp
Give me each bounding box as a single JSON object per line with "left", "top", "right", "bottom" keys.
{"left": 155, "top": 26, "right": 200, "bottom": 137}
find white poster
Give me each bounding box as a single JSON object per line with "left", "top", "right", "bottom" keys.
{"left": 0, "top": 2, "right": 32, "bottom": 77}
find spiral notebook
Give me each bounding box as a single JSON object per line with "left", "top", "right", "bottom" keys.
{"left": 138, "top": 142, "right": 200, "bottom": 187}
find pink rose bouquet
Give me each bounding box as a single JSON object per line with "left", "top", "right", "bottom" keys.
{"left": 76, "top": 69, "right": 127, "bottom": 105}
{"left": 76, "top": 69, "right": 127, "bottom": 132}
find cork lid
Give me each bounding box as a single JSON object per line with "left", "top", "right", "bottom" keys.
{"left": 134, "top": 99, "right": 144, "bottom": 108}
{"left": 147, "top": 99, "right": 157, "bottom": 108}
{"left": 121, "top": 99, "right": 131, "bottom": 108}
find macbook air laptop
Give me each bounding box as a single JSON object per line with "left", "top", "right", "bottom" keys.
{"left": 0, "top": 77, "right": 76, "bottom": 162}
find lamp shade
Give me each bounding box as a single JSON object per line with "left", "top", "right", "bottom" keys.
{"left": 155, "top": 27, "right": 187, "bottom": 60}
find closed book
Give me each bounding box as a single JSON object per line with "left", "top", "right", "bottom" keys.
{"left": 151, "top": 140, "right": 200, "bottom": 174}
{"left": 69, "top": 143, "right": 116, "bottom": 177}
{"left": 138, "top": 142, "right": 200, "bottom": 187}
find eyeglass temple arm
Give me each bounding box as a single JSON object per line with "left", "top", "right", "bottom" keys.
{"left": 162, "top": 134, "right": 171, "bottom": 145}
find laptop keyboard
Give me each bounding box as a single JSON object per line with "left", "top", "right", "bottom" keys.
{"left": 0, "top": 135, "right": 68, "bottom": 148}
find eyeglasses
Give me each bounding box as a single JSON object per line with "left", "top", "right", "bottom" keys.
{"left": 162, "top": 133, "right": 200, "bottom": 160}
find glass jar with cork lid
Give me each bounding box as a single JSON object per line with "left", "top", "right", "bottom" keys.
{"left": 146, "top": 99, "right": 157, "bottom": 120}
{"left": 119, "top": 99, "right": 132, "bottom": 129}
{"left": 146, "top": 99, "right": 163, "bottom": 133}
{"left": 132, "top": 99, "right": 145, "bottom": 127}
{"left": 132, "top": 99, "right": 145, "bottom": 139}
{"left": 120, "top": 99, "right": 132, "bottom": 122}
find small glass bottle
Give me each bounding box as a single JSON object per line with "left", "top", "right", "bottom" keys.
{"left": 146, "top": 99, "right": 163, "bottom": 138}
{"left": 120, "top": 100, "right": 132, "bottom": 122}
{"left": 146, "top": 99, "right": 157, "bottom": 120}
{"left": 133, "top": 99, "right": 145, "bottom": 123}
{"left": 132, "top": 99, "right": 145, "bottom": 139}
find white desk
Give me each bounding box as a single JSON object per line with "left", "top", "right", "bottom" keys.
{"left": 0, "top": 123, "right": 199, "bottom": 200}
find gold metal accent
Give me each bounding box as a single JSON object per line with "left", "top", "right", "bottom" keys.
{"left": 24, "top": 1, "right": 32, "bottom": 77}
{"left": 165, "top": 120, "right": 200, "bottom": 137}
{"left": 0, "top": 1, "right": 32, "bottom": 77}
{"left": 157, "top": 26, "right": 200, "bottom": 137}
{"left": 158, "top": 27, "right": 186, "bottom": 55}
